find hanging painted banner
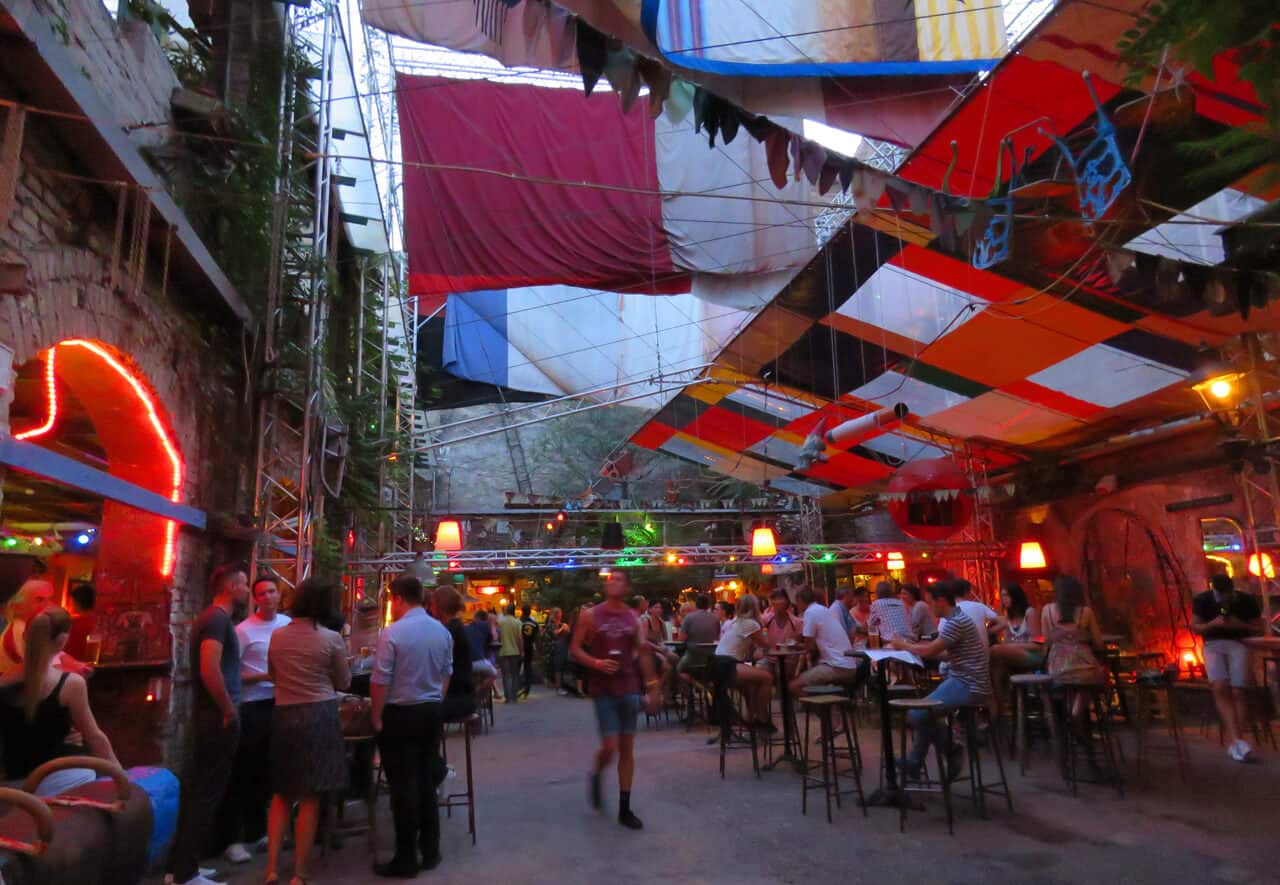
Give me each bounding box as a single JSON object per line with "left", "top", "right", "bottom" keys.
{"left": 397, "top": 72, "right": 822, "bottom": 298}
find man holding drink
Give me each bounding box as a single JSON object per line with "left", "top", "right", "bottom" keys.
{"left": 570, "top": 570, "right": 659, "bottom": 830}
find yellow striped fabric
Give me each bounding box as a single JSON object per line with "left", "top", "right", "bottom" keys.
{"left": 915, "top": 0, "right": 1008, "bottom": 63}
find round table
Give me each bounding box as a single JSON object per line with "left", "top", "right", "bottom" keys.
{"left": 761, "top": 647, "right": 807, "bottom": 770}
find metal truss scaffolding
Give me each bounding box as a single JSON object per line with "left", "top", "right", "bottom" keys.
{"left": 350, "top": 541, "right": 1006, "bottom": 575}
{"left": 252, "top": 1, "right": 338, "bottom": 589}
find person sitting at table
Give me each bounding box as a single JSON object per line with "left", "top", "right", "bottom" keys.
{"left": 1041, "top": 575, "right": 1108, "bottom": 737}
{"left": 900, "top": 584, "right": 936, "bottom": 640}
{"left": 711, "top": 594, "right": 773, "bottom": 728}
{"left": 889, "top": 580, "right": 992, "bottom": 782}
{"left": 789, "top": 587, "right": 869, "bottom": 695}
{"left": 990, "top": 583, "right": 1045, "bottom": 675}
{"left": 715, "top": 601, "right": 735, "bottom": 638}
{"left": 1191, "top": 573, "right": 1264, "bottom": 763}
{"left": 676, "top": 594, "right": 719, "bottom": 681}
{"left": 0, "top": 579, "right": 92, "bottom": 685}
{"left": 953, "top": 580, "right": 1007, "bottom": 645}
{"left": 760, "top": 589, "right": 803, "bottom": 681}
{"left": 465, "top": 611, "right": 498, "bottom": 699}
{"left": 0, "top": 606, "right": 120, "bottom": 797}
{"left": 851, "top": 586, "right": 873, "bottom": 638}
{"left": 868, "top": 581, "right": 910, "bottom": 644}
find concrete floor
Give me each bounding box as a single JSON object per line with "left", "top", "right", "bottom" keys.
{"left": 186, "top": 689, "right": 1276, "bottom": 885}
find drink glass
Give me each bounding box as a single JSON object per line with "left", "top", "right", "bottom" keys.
{"left": 84, "top": 635, "right": 103, "bottom": 665}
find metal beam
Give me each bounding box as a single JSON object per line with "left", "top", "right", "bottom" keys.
{"left": 0, "top": 437, "right": 206, "bottom": 528}
{"left": 348, "top": 541, "right": 1006, "bottom": 574}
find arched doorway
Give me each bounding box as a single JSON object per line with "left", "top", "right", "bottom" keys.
{"left": 2, "top": 338, "right": 190, "bottom": 664}
{"left": 1079, "top": 507, "right": 1195, "bottom": 658}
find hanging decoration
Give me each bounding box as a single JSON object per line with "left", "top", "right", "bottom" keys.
{"left": 885, "top": 458, "right": 974, "bottom": 541}
{"left": 1037, "top": 72, "right": 1132, "bottom": 224}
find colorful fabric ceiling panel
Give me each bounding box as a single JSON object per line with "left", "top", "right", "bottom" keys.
{"left": 397, "top": 72, "right": 822, "bottom": 299}
{"left": 440, "top": 285, "right": 751, "bottom": 402}
{"left": 638, "top": 0, "right": 1006, "bottom": 76}
{"left": 365, "top": 0, "right": 994, "bottom": 147}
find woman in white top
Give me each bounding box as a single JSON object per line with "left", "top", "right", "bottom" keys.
{"left": 712, "top": 594, "right": 773, "bottom": 727}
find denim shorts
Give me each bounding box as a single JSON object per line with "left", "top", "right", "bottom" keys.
{"left": 593, "top": 693, "right": 641, "bottom": 737}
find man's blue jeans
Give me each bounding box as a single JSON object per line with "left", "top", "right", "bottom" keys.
{"left": 906, "top": 677, "right": 975, "bottom": 767}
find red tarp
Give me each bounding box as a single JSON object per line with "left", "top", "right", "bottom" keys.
{"left": 398, "top": 73, "right": 680, "bottom": 299}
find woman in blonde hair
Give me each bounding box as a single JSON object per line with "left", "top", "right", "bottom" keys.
{"left": 710, "top": 593, "right": 774, "bottom": 728}
{"left": 0, "top": 606, "right": 119, "bottom": 796}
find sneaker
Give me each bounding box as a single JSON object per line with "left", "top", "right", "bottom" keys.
{"left": 224, "top": 843, "right": 252, "bottom": 864}
{"left": 557, "top": 688, "right": 569, "bottom": 696}
{"left": 618, "top": 809, "right": 644, "bottom": 830}
{"left": 1228, "top": 742, "right": 1246, "bottom": 763}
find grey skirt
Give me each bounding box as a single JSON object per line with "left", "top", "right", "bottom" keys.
{"left": 271, "top": 698, "right": 348, "bottom": 798}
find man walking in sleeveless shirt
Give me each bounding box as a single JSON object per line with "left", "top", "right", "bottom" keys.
{"left": 570, "top": 571, "right": 659, "bottom": 830}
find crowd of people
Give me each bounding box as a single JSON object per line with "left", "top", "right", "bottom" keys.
{"left": 0, "top": 561, "right": 1264, "bottom": 883}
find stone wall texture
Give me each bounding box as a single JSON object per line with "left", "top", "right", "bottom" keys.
{"left": 0, "top": 5, "right": 251, "bottom": 768}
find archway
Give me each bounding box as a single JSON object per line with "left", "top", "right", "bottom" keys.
{"left": 2, "top": 338, "right": 186, "bottom": 663}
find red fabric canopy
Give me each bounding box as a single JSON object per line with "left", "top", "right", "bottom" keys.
{"left": 398, "top": 73, "right": 682, "bottom": 299}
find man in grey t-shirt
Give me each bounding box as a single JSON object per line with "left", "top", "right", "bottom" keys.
{"left": 676, "top": 593, "right": 718, "bottom": 675}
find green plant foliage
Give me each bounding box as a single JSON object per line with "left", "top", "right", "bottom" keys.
{"left": 1117, "top": 1, "right": 1278, "bottom": 187}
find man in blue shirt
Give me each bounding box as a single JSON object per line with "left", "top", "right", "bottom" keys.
{"left": 371, "top": 576, "right": 453, "bottom": 877}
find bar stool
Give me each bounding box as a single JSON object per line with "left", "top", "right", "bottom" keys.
{"left": 952, "top": 703, "right": 1013, "bottom": 818}
{"left": 1133, "top": 674, "right": 1189, "bottom": 783}
{"left": 680, "top": 664, "right": 712, "bottom": 731}
{"left": 326, "top": 735, "right": 378, "bottom": 857}
{"left": 710, "top": 668, "right": 759, "bottom": 778}
{"left": 888, "top": 697, "right": 955, "bottom": 834}
{"left": 798, "top": 694, "right": 866, "bottom": 824}
{"left": 1059, "top": 684, "right": 1124, "bottom": 798}
{"left": 1009, "top": 673, "right": 1057, "bottom": 774}
{"left": 439, "top": 713, "right": 479, "bottom": 844}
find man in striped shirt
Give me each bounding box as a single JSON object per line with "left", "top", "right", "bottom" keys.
{"left": 889, "top": 579, "right": 992, "bottom": 781}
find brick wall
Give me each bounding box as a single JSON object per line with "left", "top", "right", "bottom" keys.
{"left": 0, "top": 105, "right": 248, "bottom": 768}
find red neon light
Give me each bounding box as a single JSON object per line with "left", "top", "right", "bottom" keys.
{"left": 19, "top": 341, "right": 184, "bottom": 577}
{"left": 14, "top": 350, "right": 58, "bottom": 440}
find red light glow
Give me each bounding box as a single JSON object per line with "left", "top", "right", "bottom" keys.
{"left": 19, "top": 341, "right": 185, "bottom": 576}
{"left": 14, "top": 350, "right": 57, "bottom": 440}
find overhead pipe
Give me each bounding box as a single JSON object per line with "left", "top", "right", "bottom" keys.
{"left": 825, "top": 403, "right": 909, "bottom": 448}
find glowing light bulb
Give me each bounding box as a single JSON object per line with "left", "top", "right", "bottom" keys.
{"left": 1209, "top": 378, "right": 1233, "bottom": 400}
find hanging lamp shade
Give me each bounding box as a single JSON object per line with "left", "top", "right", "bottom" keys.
{"left": 750, "top": 521, "right": 777, "bottom": 558}
{"left": 1018, "top": 540, "right": 1047, "bottom": 570}
{"left": 601, "top": 522, "right": 624, "bottom": 550}
{"left": 434, "top": 518, "right": 463, "bottom": 551}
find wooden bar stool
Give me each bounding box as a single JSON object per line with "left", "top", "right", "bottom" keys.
{"left": 1009, "top": 673, "right": 1057, "bottom": 774}
{"left": 888, "top": 697, "right": 955, "bottom": 834}
{"left": 439, "top": 713, "right": 479, "bottom": 845}
{"left": 798, "top": 694, "right": 866, "bottom": 824}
